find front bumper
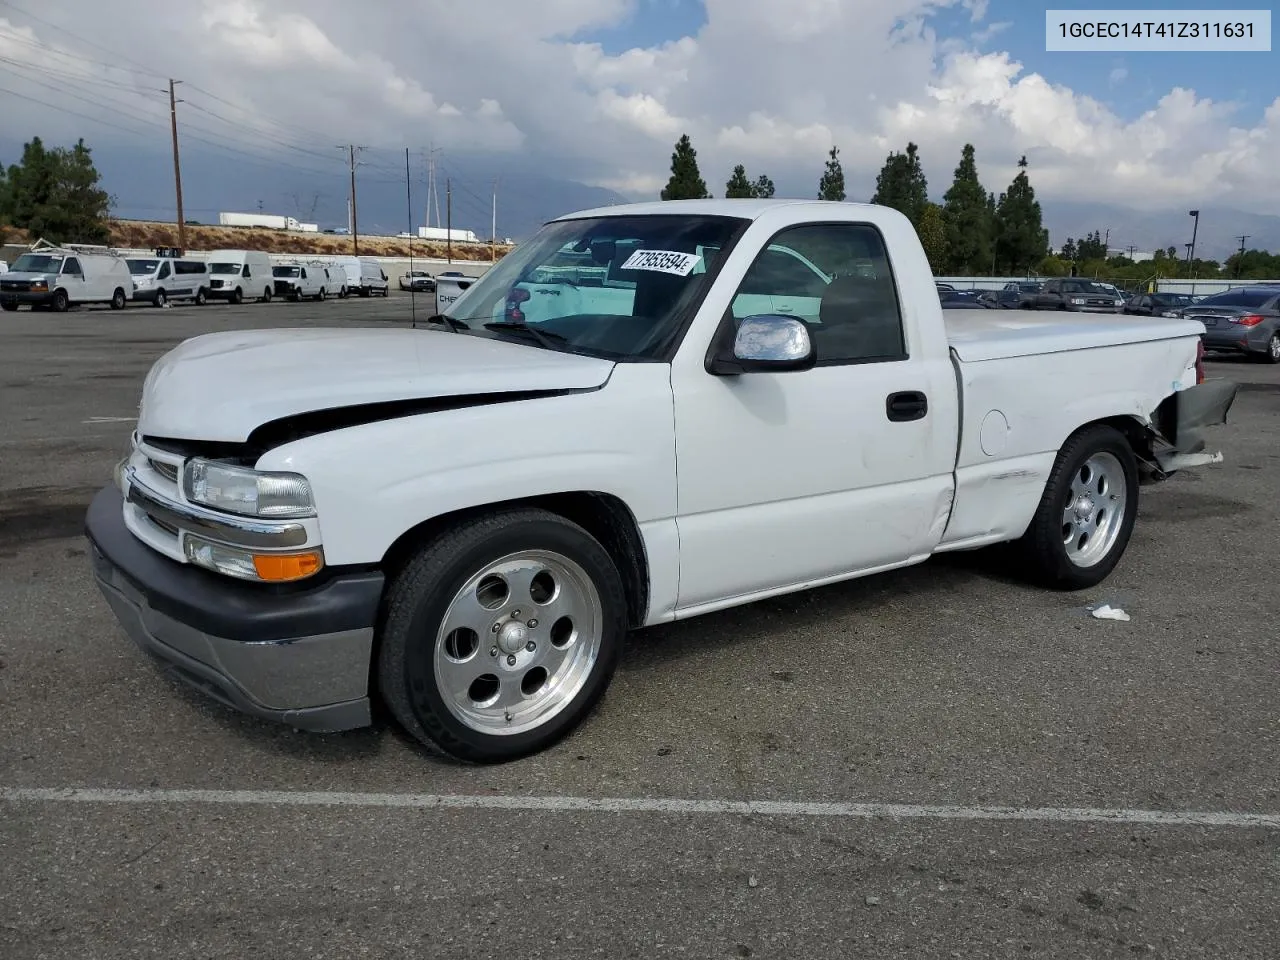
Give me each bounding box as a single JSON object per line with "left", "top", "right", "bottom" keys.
{"left": 84, "top": 485, "right": 385, "bottom": 732}
{"left": 0, "top": 290, "right": 54, "bottom": 305}
{"left": 131, "top": 288, "right": 161, "bottom": 303}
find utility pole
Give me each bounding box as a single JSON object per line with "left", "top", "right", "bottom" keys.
{"left": 339, "top": 145, "right": 363, "bottom": 255}
{"left": 446, "top": 178, "right": 452, "bottom": 263}
{"left": 167, "top": 79, "right": 186, "bottom": 251}
{"left": 1126, "top": 245, "right": 1136, "bottom": 259}
{"left": 1103, "top": 227, "right": 1110, "bottom": 258}
{"left": 1234, "top": 234, "right": 1249, "bottom": 277}
{"left": 423, "top": 144, "right": 442, "bottom": 229}
{"left": 491, "top": 177, "right": 498, "bottom": 262}
{"left": 1186, "top": 209, "right": 1200, "bottom": 269}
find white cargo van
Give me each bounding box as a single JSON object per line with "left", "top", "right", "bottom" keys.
{"left": 321, "top": 265, "right": 348, "bottom": 298}
{"left": 0, "top": 247, "right": 134, "bottom": 312}
{"left": 205, "top": 250, "right": 275, "bottom": 304}
{"left": 126, "top": 254, "right": 210, "bottom": 307}
{"left": 271, "top": 262, "right": 327, "bottom": 301}
{"left": 337, "top": 256, "right": 388, "bottom": 297}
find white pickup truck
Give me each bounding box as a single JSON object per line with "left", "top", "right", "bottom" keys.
{"left": 85, "top": 199, "right": 1237, "bottom": 763}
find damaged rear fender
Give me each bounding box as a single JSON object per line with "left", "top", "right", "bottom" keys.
{"left": 1140, "top": 378, "right": 1239, "bottom": 478}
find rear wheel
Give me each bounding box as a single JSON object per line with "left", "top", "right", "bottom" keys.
{"left": 378, "top": 508, "right": 627, "bottom": 763}
{"left": 1016, "top": 424, "right": 1139, "bottom": 590}
{"left": 110, "top": 288, "right": 126, "bottom": 310}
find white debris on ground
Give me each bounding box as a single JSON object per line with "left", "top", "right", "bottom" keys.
{"left": 1090, "top": 604, "right": 1131, "bottom": 621}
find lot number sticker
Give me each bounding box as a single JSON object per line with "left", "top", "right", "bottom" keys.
{"left": 620, "top": 249, "right": 701, "bottom": 276}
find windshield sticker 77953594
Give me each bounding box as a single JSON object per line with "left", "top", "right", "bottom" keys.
{"left": 619, "top": 249, "right": 702, "bottom": 276}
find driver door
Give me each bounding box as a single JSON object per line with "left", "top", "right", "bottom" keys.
{"left": 60, "top": 257, "right": 86, "bottom": 301}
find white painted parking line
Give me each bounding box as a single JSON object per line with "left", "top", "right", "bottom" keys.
{"left": 83, "top": 416, "right": 136, "bottom": 423}
{"left": 2, "top": 787, "right": 1278, "bottom": 829}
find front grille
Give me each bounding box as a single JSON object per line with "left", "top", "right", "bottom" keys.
{"left": 1, "top": 280, "right": 30, "bottom": 292}
{"left": 274, "top": 280, "right": 294, "bottom": 296}
{"left": 210, "top": 278, "right": 224, "bottom": 288}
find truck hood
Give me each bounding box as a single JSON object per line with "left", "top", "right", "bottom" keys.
{"left": 137, "top": 327, "right": 616, "bottom": 443}
{"left": 0, "top": 271, "right": 52, "bottom": 283}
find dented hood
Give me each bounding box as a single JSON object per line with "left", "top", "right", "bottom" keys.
{"left": 137, "top": 327, "right": 616, "bottom": 442}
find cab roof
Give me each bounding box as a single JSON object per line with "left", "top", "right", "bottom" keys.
{"left": 552, "top": 198, "right": 884, "bottom": 222}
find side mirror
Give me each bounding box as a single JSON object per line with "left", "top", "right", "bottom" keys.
{"left": 708, "top": 314, "right": 816, "bottom": 375}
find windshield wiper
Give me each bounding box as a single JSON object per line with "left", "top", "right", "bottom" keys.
{"left": 483, "top": 320, "right": 570, "bottom": 349}
{"left": 426, "top": 313, "right": 469, "bottom": 331}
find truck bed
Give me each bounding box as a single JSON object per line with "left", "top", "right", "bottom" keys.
{"left": 944, "top": 310, "right": 1205, "bottom": 363}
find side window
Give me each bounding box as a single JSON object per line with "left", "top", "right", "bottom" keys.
{"left": 242, "top": 265, "right": 251, "bottom": 277}
{"left": 728, "top": 222, "right": 906, "bottom": 364}
{"left": 63, "top": 257, "right": 82, "bottom": 276}
{"left": 301, "top": 268, "right": 308, "bottom": 279}
{"left": 158, "top": 262, "right": 171, "bottom": 279}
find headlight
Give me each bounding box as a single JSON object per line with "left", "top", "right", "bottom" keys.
{"left": 30, "top": 280, "right": 48, "bottom": 291}
{"left": 183, "top": 458, "right": 315, "bottom": 518}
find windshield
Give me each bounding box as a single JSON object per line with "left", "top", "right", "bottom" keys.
{"left": 11, "top": 254, "right": 63, "bottom": 273}
{"left": 126, "top": 259, "right": 160, "bottom": 274}
{"left": 209, "top": 262, "right": 239, "bottom": 274}
{"left": 1194, "top": 289, "right": 1273, "bottom": 309}
{"left": 441, "top": 213, "right": 746, "bottom": 360}
{"left": 273, "top": 266, "right": 300, "bottom": 277}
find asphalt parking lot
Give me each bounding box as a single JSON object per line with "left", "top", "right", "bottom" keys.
{"left": 2, "top": 299, "right": 1279, "bottom": 959}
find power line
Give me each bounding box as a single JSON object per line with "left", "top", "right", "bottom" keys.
{"left": 0, "top": 0, "right": 171, "bottom": 80}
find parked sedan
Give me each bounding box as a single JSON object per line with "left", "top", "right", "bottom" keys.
{"left": 1182, "top": 286, "right": 1280, "bottom": 363}
{"left": 1003, "top": 280, "right": 1042, "bottom": 308}
{"left": 399, "top": 270, "right": 435, "bottom": 292}
{"left": 1123, "top": 292, "right": 1197, "bottom": 317}
{"left": 938, "top": 289, "right": 995, "bottom": 309}
{"left": 1033, "top": 278, "right": 1123, "bottom": 312}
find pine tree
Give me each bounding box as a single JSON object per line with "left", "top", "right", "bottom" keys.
{"left": 993, "top": 156, "right": 1048, "bottom": 274}
{"left": 725, "top": 164, "right": 754, "bottom": 198}
{"left": 870, "top": 142, "right": 928, "bottom": 226}
{"left": 917, "top": 202, "right": 948, "bottom": 274}
{"left": 660, "top": 134, "right": 710, "bottom": 200}
{"left": 940, "top": 144, "right": 992, "bottom": 275}
{"left": 1060, "top": 238, "right": 1077, "bottom": 260}
{"left": 752, "top": 174, "right": 775, "bottom": 199}
{"left": 817, "top": 146, "right": 846, "bottom": 201}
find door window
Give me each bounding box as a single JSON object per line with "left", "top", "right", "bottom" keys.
{"left": 727, "top": 223, "right": 907, "bottom": 364}
{"left": 158, "top": 262, "right": 171, "bottom": 279}
{"left": 62, "top": 258, "right": 83, "bottom": 276}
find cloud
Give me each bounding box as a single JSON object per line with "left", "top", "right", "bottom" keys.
{"left": 1, "top": 0, "right": 1278, "bottom": 220}
{"left": 1109, "top": 66, "right": 1129, "bottom": 85}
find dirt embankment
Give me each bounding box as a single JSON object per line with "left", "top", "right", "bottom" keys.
{"left": 2, "top": 220, "right": 513, "bottom": 261}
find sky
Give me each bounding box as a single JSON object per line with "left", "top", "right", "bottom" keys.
{"left": 0, "top": 0, "right": 1277, "bottom": 248}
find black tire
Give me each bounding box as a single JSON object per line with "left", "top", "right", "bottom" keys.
{"left": 1, "top": 302, "right": 17, "bottom": 312}
{"left": 154, "top": 289, "right": 167, "bottom": 308}
{"left": 317, "top": 287, "right": 326, "bottom": 301}
{"left": 359, "top": 287, "right": 370, "bottom": 298}
{"left": 378, "top": 508, "right": 628, "bottom": 763}
{"left": 1016, "top": 424, "right": 1139, "bottom": 590}
{"left": 110, "top": 288, "right": 127, "bottom": 310}
{"left": 51, "top": 289, "right": 69, "bottom": 312}
{"left": 290, "top": 290, "right": 301, "bottom": 302}
{"left": 262, "top": 287, "right": 273, "bottom": 303}
{"left": 231, "top": 286, "right": 244, "bottom": 305}
{"left": 195, "top": 287, "right": 207, "bottom": 305}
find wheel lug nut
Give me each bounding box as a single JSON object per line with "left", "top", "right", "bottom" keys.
{"left": 511, "top": 609, "right": 521, "bottom": 618}
{"left": 526, "top": 640, "right": 536, "bottom": 652}
{"left": 490, "top": 647, "right": 498, "bottom": 657}
{"left": 527, "top": 619, "right": 538, "bottom": 628}
{"left": 491, "top": 623, "right": 501, "bottom": 633}
{"left": 506, "top": 654, "right": 517, "bottom": 666}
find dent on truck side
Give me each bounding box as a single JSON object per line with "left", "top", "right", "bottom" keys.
{"left": 252, "top": 363, "right": 682, "bottom": 620}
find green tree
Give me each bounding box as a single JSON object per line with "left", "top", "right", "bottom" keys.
{"left": 725, "top": 164, "right": 754, "bottom": 198}
{"left": 917, "top": 202, "right": 948, "bottom": 274}
{"left": 1076, "top": 230, "right": 1107, "bottom": 260}
{"left": 870, "top": 141, "right": 928, "bottom": 226}
{"left": 3, "top": 136, "right": 112, "bottom": 243}
{"left": 940, "top": 143, "right": 992, "bottom": 275}
{"left": 1059, "top": 238, "right": 1077, "bottom": 260}
{"left": 993, "top": 156, "right": 1048, "bottom": 273}
{"left": 0, "top": 163, "right": 10, "bottom": 223}
{"left": 752, "top": 174, "right": 775, "bottom": 199}
{"left": 817, "top": 145, "right": 846, "bottom": 201}
{"left": 1225, "top": 248, "right": 1280, "bottom": 279}
{"left": 660, "top": 133, "right": 710, "bottom": 200}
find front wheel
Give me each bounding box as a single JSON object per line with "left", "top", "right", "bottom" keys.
{"left": 1016, "top": 424, "right": 1139, "bottom": 590}
{"left": 262, "top": 287, "right": 273, "bottom": 303}
{"left": 378, "top": 508, "right": 628, "bottom": 763}
{"left": 195, "top": 287, "right": 207, "bottom": 305}
{"left": 231, "top": 287, "right": 244, "bottom": 305}
{"left": 317, "top": 287, "right": 326, "bottom": 301}
{"left": 154, "top": 289, "right": 167, "bottom": 308}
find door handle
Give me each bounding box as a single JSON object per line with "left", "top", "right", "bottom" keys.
{"left": 886, "top": 391, "right": 927, "bottom": 422}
